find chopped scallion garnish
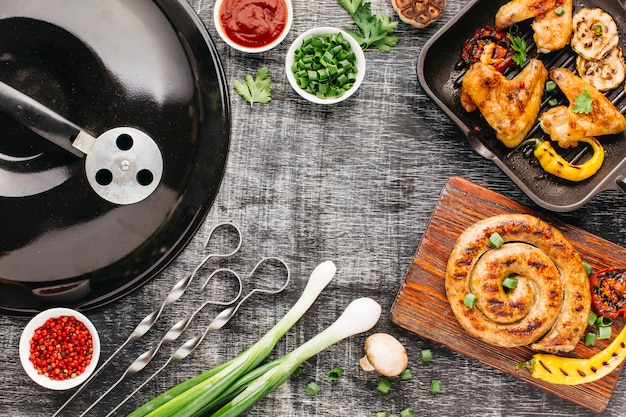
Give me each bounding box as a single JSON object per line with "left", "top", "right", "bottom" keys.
{"left": 400, "top": 369, "right": 413, "bottom": 380}
{"left": 291, "top": 32, "right": 358, "bottom": 99}
{"left": 583, "top": 262, "right": 593, "bottom": 276}
{"left": 488, "top": 232, "right": 504, "bottom": 248}
{"left": 399, "top": 408, "right": 415, "bottom": 417}
{"left": 588, "top": 311, "right": 598, "bottom": 327}
{"left": 420, "top": 348, "right": 433, "bottom": 362}
{"left": 429, "top": 379, "right": 442, "bottom": 393}
{"left": 502, "top": 276, "right": 518, "bottom": 290}
{"left": 592, "top": 24, "right": 603, "bottom": 36}
{"left": 555, "top": 6, "right": 565, "bottom": 16}
{"left": 596, "top": 316, "right": 613, "bottom": 327}
{"left": 375, "top": 413, "right": 387, "bottom": 417}
{"left": 464, "top": 293, "right": 478, "bottom": 309}
{"left": 304, "top": 381, "right": 321, "bottom": 396}
{"left": 545, "top": 80, "right": 557, "bottom": 93}
{"left": 597, "top": 325, "right": 612, "bottom": 339}
{"left": 584, "top": 332, "right": 596, "bottom": 346}
{"left": 328, "top": 367, "right": 343, "bottom": 380}
{"left": 377, "top": 377, "right": 392, "bottom": 394}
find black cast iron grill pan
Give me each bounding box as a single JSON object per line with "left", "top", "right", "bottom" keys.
{"left": 418, "top": 0, "right": 626, "bottom": 212}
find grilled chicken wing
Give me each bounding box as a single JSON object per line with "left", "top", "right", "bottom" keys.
{"left": 540, "top": 68, "right": 626, "bottom": 148}
{"left": 460, "top": 58, "right": 548, "bottom": 148}
{"left": 495, "top": 0, "right": 561, "bottom": 30}
{"left": 532, "top": 0, "right": 573, "bottom": 53}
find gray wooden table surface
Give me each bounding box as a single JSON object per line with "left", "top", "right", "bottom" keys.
{"left": 3, "top": 0, "right": 626, "bottom": 416}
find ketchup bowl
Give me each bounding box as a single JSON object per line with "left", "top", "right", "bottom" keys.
{"left": 19, "top": 307, "right": 100, "bottom": 390}
{"left": 214, "top": 0, "right": 293, "bottom": 53}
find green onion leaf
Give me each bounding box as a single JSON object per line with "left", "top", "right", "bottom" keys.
{"left": 592, "top": 24, "right": 603, "bottom": 36}
{"left": 464, "top": 293, "right": 478, "bottom": 309}
{"left": 328, "top": 367, "right": 343, "bottom": 380}
{"left": 545, "top": 80, "right": 557, "bottom": 93}
{"left": 290, "top": 32, "right": 358, "bottom": 99}
{"left": 502, "top": 276, "right": 518, "bottom": 290}
{"left": 547, "top": 98, "right": 559, "bottom": 107}
{"left": 429, "top": 379, "right": 442, "bottom": 393}
{"left": 584, "top": 332, "right": 596, "bottom": 346}
{"left": 488, "top": 232, "right": 504, "bottom": 248}
{"left": 597, "top": 325, "right": 612, "bottom": 339}
{"left": 596, "top": 316, "right": 613, "bottom": 327}
{"left": 304, "top": 381, "right": 321, "bottom": 396}
{"left": 588, "top": 311, "right": 598, "bottom": 327}
{"left": 420, "top": 349, "right": 433, "bottom": 362}
{"left": 399, "top": 409, "right": 414, "bottom": 417}
{"left": 377, "top": 377, "right": 392, "bottom": 394}
{"left": 400, "top": 369, "right": 413, "bottom": 380}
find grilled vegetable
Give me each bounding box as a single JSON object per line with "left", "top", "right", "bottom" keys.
{"left": 590, "top": 268, "right": 626, "bottom": 319}
{"left": 518, "top": 323, "right": 626, "bottom": 385}
{"left": 526, "top": 137, "right": 604, "bottom": 182}
{"left": 571, "top": 8, "right": 619, "bottom": 61}
{"left": 460, "top": 26, "right": 516, "bottom": 73}
{"left": 576, "top": 46, "right": 625, "bottom": 92}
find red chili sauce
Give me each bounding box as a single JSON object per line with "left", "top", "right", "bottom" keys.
{"left": 219, "top": 0, "right": 288, "bottom": 49}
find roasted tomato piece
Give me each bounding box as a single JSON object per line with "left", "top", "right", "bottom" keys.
{"left": 590, "top": 268, "right": 626, "bottom": 319}
{"left": 461, "top": 25, "right": 516, "bottom": 73}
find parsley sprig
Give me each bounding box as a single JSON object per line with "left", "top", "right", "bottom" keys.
{"left": 233, "top": 67, "right": 272, "bottom": 106}
{"left": 507, "top": 33, "right": 527, "bottom": 67}
{"left": 573, "top": 90, "right": 593, "bottom": 114}
{"left": 337, "top": 0, "right": 399, "bottom": 52}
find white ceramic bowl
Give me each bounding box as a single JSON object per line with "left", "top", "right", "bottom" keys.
{"left": 19, "top": 307, "right": 100, "bottom": 390}
{"left": 214, "top": 0, "right": 293, "bottom": 53}
{"left": 285, "top": 27, "right": 366, "bottom": 105}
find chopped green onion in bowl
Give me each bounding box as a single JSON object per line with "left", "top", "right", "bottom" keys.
{"left": 285, "top": 27, "right": 366, "bottom": 104}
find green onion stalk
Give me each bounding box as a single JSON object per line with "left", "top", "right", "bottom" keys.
{"left": 128, "top": 260, "right": 337, "bottom": 417}
{"left": 212, "top": 297, "right": 382, "bottom": 416}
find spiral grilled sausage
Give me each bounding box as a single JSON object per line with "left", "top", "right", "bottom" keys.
{"left": 445, "top": 214, "right": 590, "bottom": 353}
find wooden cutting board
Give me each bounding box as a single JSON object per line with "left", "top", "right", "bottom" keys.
{"left": 390, "top": 176, "right": 626, "bottom": 413}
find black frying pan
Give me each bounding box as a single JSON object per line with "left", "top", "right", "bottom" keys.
{"left": 418, "top": 0, "right": 626, "bottom": 212}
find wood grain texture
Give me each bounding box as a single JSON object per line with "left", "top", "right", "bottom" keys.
{"left": 3, "top": 1, "right": 626, "bottom": 416}
{"left": 391, "top": 176, "right": 626, "bottom": 413}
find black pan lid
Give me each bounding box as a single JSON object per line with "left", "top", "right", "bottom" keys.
{"left": 0, "top": 0, "right": 230, "bottom": 315}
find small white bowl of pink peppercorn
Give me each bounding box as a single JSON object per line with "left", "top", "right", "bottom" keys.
{"left": 19, "top": 307, "right": 100, "bottom": 390}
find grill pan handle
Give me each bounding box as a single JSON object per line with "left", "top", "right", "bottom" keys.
{"left": 0, "top": 81, "right": 84, "bottom": 158}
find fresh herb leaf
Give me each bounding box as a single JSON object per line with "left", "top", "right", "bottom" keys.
{"left": 507, "top": 33, "right": 527, "bottom": 67}
{"left": 337, "top": 0, "right": 361, "bottom": 16}
{"left": 233, "top": 67, "right": 271, "bottom": 106}
{"left": 573, "top": 90, "right": 593, "bottom": 114}
{"left": 338, "top": 0, "right": 399, "bottom": 52}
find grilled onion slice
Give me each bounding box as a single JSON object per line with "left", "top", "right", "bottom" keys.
{"left": 571, "top": 8, "right": 619, "bottom": 61}
{"left": 576, "top": 46, "right": 626, "bottom": 91}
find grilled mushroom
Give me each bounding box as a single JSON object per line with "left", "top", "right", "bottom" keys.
{"left": 392, "top": 0, "right": 446, "bottom": 28}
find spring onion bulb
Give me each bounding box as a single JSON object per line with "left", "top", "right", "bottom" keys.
{"left": 212, "top": 297, "right": 382, "bottom": 417}
{"left": 129, "top": 260, "right": 337, "bottom": 417}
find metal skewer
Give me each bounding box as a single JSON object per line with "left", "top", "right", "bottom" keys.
{"left": 102, "top": 257, "right": 290, "bottom": 417}
{"left": 51, "top": 222, "right": 242, "bottom": 417}
{"left": 78, "top": 267, "right": 245, "bottom": 417}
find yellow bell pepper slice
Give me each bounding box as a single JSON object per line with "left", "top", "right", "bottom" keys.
{"left": 519, "top": 324, "right": 626, "bottom": 385}
{"left": 532, "top": 136, "right": 604, "bottom": 182}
